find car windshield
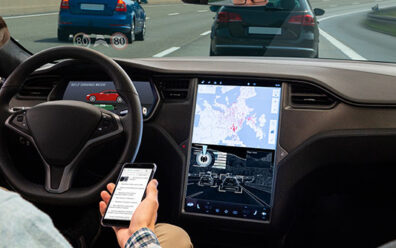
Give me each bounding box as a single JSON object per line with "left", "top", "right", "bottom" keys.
{"left": 1, "top": 0, "right": 394, "bottom": 62}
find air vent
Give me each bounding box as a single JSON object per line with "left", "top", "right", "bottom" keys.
{"left": 17, "top": 76, "right": 58, "bottom": 100}
{"left": 290, "top": 84, "right": 336, "bottom": 108}
{"left": 158, "top": 79, "right": 190, "bottom": 100}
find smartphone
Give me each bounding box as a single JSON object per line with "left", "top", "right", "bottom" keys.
{"left": 101, "top": 163, "right": 157, "bottom": 227}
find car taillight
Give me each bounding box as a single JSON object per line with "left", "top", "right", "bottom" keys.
{"left": 115, "top": 0, "right": 127, "bottom": 12}
{"left": 60, "top": 0, "right": 69, "bottom": 9}
{"left": 217, "top": 11, "right": 243, "bottom": 23}
{"left": 288, "top": 14, "right": 315, "bottom": 26}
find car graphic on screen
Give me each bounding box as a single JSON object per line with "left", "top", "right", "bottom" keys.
{"left": 218, "top": 177, "right": 243, "bottom": 194}
{"left": 86, "top": 90, "right": 123, "bottom": 103}
{"left": 198, "top": 175, "right": 215, "bottom": 187}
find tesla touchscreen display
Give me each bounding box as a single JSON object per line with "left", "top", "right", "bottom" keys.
{"left": 184, "top": 79, "right": 282, "bottom": 222}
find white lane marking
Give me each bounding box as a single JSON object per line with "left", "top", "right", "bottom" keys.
{"left": 144, "top": 3, "right": 185, "bottom": 8}
{"left": 320, "top": 10, "right": 362, "bottom": 22}
{"left": 153, "top": 47, "right": 180, "bottom": 57}
{"left": 241, "top": 186, "right": 270, "bottom": 208}
{"left": 168, "top": 12, "right": 180, "bottom": 16}
{"left": 146, "top": 17, "right": 150, "bottom": 20}
{"left": 200, "top": 30, "right": 211, "bottom": 36}
{"left": 3, "top": 12, "right": 57, "bottom": 19}
{"left": 187, "top": 191, "right": 204, "bottom": 198}
{"left": 198, "top": 10, "right": 209, "bottom": 12}
{"left": 319, "top": 28, "right": 366, "bottom": 60}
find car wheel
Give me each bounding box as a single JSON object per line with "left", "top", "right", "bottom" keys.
{"left": 125, "top": 20, "right": 135, "bottom": 44}
{"left": 116, "top": 96, "right": 123, "bottom": 103}
{"left": 57, "top": 29, "right": 69, "bottom": 42}
{"left": 89, "top": 96, "right": 96, "bottom": 102}
{"left": 135, "top": 22, "right": 146, "bottom": 41}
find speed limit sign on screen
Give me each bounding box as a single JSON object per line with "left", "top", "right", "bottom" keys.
{"left": 73, "top": 33, "right": 91, "bottom": 48}
{"left": 110, "top": 33, "right": 128, "bottom": 50}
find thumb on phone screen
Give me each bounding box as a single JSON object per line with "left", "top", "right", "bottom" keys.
{"left": 129, "top": 179, "right": 159, "bottom": 234}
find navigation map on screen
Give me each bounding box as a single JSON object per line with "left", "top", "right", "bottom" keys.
{"left": 192, "top": 84, "right": 280, "bottom": 149}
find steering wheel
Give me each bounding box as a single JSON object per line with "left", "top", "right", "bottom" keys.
{"left": 0, "top": 46, "right": 143, "bottom": 205}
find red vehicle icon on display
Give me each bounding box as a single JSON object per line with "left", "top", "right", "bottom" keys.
{"left": 86, "top": 90, "right": 123, "bottom": 103}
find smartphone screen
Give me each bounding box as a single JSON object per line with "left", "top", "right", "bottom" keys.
{"left": 102, "top": 163, "right": 156, "bottom": 227}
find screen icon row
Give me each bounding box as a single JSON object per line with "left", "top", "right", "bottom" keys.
{"left": 185, "top": 199, "right": 269, "bottom": 221}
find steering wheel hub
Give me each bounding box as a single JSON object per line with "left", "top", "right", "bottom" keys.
{"left": 27, "top": 100, "right": 101, "bottom": 166}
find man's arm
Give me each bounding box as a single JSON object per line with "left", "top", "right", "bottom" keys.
{"left": 124, "top": 227, "right": 160, "bottom": 248}
{"left": 0, "top": 189, "right": 72, "bottom": 248}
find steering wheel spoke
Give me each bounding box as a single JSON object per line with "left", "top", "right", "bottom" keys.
{"left": 44, "top": 163, "right": 74, "bottom": 193}
{"left": 5, "top": 110, "right": 32, "bottom": 137}
{"left": 89, "top": 111, "right": 124, "bottom": 145}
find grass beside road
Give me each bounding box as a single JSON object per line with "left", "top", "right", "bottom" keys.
{"left": 364, "top": 8, "right": 396, "bottom": 37}
{"left": 364, "top": 19, "right": 396, "bottom": 37}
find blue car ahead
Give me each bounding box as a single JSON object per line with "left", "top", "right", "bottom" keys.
{"left": 58, "top": 0, "right": 146, "bottom": 43}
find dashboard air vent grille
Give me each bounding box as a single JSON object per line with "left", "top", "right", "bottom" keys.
{"left": 17, "top": 76, "right": 58, "bottom": 100}
{"left": 290, "top": 84, "right": 336, "bottom": 108}
{"left": 158, "top": 79, "right": 190, "bottom": 100}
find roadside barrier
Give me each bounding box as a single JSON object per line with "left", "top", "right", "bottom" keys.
{"left": 367, "top": 6, "right": 396, "bottom": 24}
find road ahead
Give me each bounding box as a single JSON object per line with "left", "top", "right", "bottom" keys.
{"left": 3, "top": 0, "right": 396, "bottom": 61}
{"left": 4, "top": 4, "right": 215, "bottom": 58}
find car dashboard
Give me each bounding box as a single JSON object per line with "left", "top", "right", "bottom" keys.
{"left": 8, "top": 57, "right": 396, "bottom": 247}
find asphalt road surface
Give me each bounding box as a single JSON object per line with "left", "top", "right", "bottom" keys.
{"left": 3, "top": 0, "right": 396, "bottom": 61}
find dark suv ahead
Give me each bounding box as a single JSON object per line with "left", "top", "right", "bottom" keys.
{"left": 210, "top": 0, "right": 324, "bottom": 57}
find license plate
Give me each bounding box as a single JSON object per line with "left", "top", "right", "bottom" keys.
{"left": 248, "top": 27, "right": 282, "bottom": 35}
{"left": 80, "top": 4, "right": 105, "bottom": 11}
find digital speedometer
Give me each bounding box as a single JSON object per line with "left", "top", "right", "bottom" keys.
{"left": 62, "top": 80, "right": 158, "bottom": 118}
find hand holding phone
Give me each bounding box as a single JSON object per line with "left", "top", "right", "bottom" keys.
{"left": 127, "top": 179, "right": 159, "bottom": 234}
{"left": 101, "top": 163, "right": 157, "bottom": 227}
{"left": 99, "top": 179, "right": 159, "bottom": 248}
